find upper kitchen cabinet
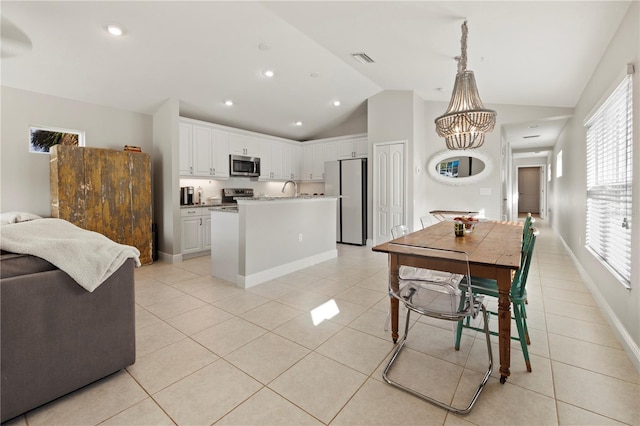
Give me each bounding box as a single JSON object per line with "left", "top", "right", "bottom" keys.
{"left": 179, "top": 123, "right": 194, "bottom": 176}
{"left": 283, "top": 143, "right": 301, "bottom": 180}
{"left": 324, "top": 141, "right": 338, "bottom": 163}
{"left": 193, "top": 126, "right": 230, "bottom": 178}
{"left": 268, "top": 140, "right": 284, "bottom": 180}
{"left": 229, "top": 133, "right": 260, "bottom": 157}
{"left": 301, "top": 143, "right": 327, "bottom": 181}
{"left": 337, "top": 136, "right": 368, "bottom": 159}
{"left": 180, "top": 119, "right": 229, "bottom": 178}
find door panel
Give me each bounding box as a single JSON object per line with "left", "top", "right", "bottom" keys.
{"left": 518, "top": 167, "right": 541, "bottom": 213}
{"left": 374, "top": 142, "right": 405, "bottom": 244}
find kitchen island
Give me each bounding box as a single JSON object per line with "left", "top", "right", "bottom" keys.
{"left": 211, "top": 196, "right": 339, "bottom": 288}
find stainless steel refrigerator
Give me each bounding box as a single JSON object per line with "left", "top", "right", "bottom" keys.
{"left": 324, "top": 159, "right": 367, "bottom": 245}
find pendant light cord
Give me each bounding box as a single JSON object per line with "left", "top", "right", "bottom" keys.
{"left": 457, "top": 21, "right": 468, "bottom": 74}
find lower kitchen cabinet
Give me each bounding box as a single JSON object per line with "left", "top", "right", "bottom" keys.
{"left": 181, "top": 207, "right": 212, "bottom": 255}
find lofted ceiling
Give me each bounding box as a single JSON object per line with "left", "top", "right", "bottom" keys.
{"left": 0, "top": 1, "right": 631, "bottom": 153}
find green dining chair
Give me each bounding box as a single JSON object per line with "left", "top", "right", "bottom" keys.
{"left": 455, "top": 226, "right": 539, "bottom": 372}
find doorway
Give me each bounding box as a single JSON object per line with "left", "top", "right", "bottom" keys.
{"left": 518, "top": 166, "right": 542, "bottom": 215}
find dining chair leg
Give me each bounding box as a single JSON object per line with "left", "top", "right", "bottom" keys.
{"left": 455, "top": 320, "right": 464, "bottom": 350}
{"left": 513, "top": 303, "right": 532, "bottom": 372}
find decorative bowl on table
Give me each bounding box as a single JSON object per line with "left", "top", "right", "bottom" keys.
{"left": 454, "top": 216, "right": 478, "bottom": 234}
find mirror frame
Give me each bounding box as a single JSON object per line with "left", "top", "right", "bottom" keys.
{"left": 427, "top": 150, "right": 493, "bottom": 186}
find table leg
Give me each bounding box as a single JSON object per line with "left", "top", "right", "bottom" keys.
{"left": 497, "top": 268, "right": 512, "bottom": 383}
{"left": 389, "top": 254, "right": 399, "bottom": 343}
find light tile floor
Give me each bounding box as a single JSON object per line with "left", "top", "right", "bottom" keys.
{"left": 6, "top": 218, "right": 640, "bottom": 425}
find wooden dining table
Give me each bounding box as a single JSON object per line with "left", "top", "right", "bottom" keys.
{"left": 372, "top": 219, "right": 523, "bottom": 383}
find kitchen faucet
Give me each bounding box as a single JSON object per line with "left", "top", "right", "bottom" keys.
{"left": 282, "top": 180, "right": 298, "bottom": 197}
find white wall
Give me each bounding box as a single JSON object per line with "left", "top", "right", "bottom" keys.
{"left": 0, "top": 87, "right": 153, "bottom": 217}
{"left": 551, "top": 1, "right": 640, "bottom": 367}
{"left": 368, "top": 87, "right": 571, "bottom": 226}
{"left": 309, "top": 102, "right": 368, "bottom": 140}
{"left": 152, "top": 98, "right": 180, "bottom": 259}
{"left": 420, "top": 102, "right": 572, "bottom": 222}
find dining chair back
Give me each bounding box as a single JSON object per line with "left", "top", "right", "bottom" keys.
{"left": 455, "top": 226, "right": 539, "bottom": 372}
{"left": 383, "top": 246, "right": 492, "bottom": 414}
{"left": 391, "top": 224, "right": 409, "bottom": 239}
{"left": 420, "top": 215, "right": 435, "bottom": 229}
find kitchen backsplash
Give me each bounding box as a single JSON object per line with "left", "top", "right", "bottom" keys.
{"left": 179, "top": 178, "right": 326, "bottom": 204}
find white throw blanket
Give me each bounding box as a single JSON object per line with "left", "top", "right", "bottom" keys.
{"left": 1, "top": 218, "right": 141, "bottom": 292}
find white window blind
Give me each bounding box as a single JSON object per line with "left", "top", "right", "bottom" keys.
{"left": 585, "top": 72, "right": 633, "bottom": 287}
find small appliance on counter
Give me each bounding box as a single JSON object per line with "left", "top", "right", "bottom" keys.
{"left": 180, "top": 186, "right": 194, "bottom": 205}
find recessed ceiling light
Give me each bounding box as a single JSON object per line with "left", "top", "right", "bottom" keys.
{"left": 262, "top": 69, "right": 275, "bottom": 77}
{"left": 224, "top": 100, "right": 233, "bottom": 106}
{"left": 106, "top": 24, "right": 125, "bottom": 36}
{"left": 295, "top": 121, "right": 303, "bottom": 126}
{"left": 332, "top": 100, "right": 341, "bottom": 107}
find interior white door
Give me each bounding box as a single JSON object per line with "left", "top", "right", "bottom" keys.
{"left": 374, "top": 142, "right": 405, "bottom": 244}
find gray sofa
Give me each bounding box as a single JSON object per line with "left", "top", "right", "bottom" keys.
{"left": 0, "top": 252, "right": 136, "bottom": 423}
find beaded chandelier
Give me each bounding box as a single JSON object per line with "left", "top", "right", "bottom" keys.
{"left": 435, "top": 21, "right": 496, "bottom": 150}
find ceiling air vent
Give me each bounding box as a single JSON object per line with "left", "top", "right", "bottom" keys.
{"left": 351, "top": 53, "right": 374, "bottom": 64}
{"left": 523, "top": 135, "right": 540, "bottom": 139}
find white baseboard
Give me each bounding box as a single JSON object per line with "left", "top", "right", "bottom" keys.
{"left": 237, "top": 249, "right": 338, "bottom": 289}
{"left": 555, "top": 228, "right": 640, "bottom": 373}
{"left": 157, "top": 251, "right": 182, "bottom": 264}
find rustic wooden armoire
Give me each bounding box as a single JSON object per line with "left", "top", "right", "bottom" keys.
{"left": 50, "top": 145, "right": 153, "bottom": 264}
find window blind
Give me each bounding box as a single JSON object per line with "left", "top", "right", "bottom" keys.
{"left": 585, "top": 73, "right": 633, "bottom": 287}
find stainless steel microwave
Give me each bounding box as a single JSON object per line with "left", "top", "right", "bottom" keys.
{"left": 229, "top": 154, "right": 260, "bottom": 177}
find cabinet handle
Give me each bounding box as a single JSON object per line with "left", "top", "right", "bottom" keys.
{"left": 212, "top": 168, "right": 215, "bottom": 175}
{"left": 200, "top": 218, "right": 202, "bottom": 225}
{"left": 190, "top": 166, "right": 193, "bottom": 174}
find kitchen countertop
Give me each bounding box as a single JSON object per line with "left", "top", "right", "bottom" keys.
{"left": 243, "top": 195, "right": 341, "bottom": 201}
{"left": 180, "top": 204, "right": 226, "bottom": 209}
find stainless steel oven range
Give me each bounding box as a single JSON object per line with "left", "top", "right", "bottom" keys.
{"left": 219, "top": 188, "right": 254, "bottom": 211}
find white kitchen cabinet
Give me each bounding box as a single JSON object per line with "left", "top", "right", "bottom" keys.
{"left": 181, "top": 121, "right": 229, "bottom": 178}
{"left": 302, "top": 144, "right": 314, "bottom": 181}
{"left": 302, "top": 143, "right": 326, "bottom": 181}
{"left": 212, "top": 130, "right": 230, "bottom": 177}
{"left": 312, "top": 144, "right": 326, "bottom": 180}
{"left": 229, "top": 133, "right": 260, "bottom": 157}
{"left": 181, "top": 210, "right": 203, "bottom": 254}
{"left": 179, "top": 123, "right": 194, "bottom": 176}
{"left": 193, "top": 125, "right": 213, "bottom": 176}
{"left": 338, "top": 137, "right": 368, "bottom": 159}
{"left": 269, "top": 141, "right": 284, "bottom": 180}
{"left": 290, "top": 144, "right": 302, "bottom": 180}
{"left": 202, "top": 213, "right": 212, "bottom": 250}
{"left": 181, "top": 207, "right": 211, "bottom": 255}
{"left": 282, "top": 143, "right": 301, "bottom": 180}
{"left": 324, "top": 141, "right": 338, "bottom": 163}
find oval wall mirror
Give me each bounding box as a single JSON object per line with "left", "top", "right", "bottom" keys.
{"left": 427, "top": 150, "right": 493, "bottom": 185}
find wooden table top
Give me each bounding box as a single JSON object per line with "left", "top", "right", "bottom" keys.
{"left": 373, "top": 220, "right": 523, "bottom": 270}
